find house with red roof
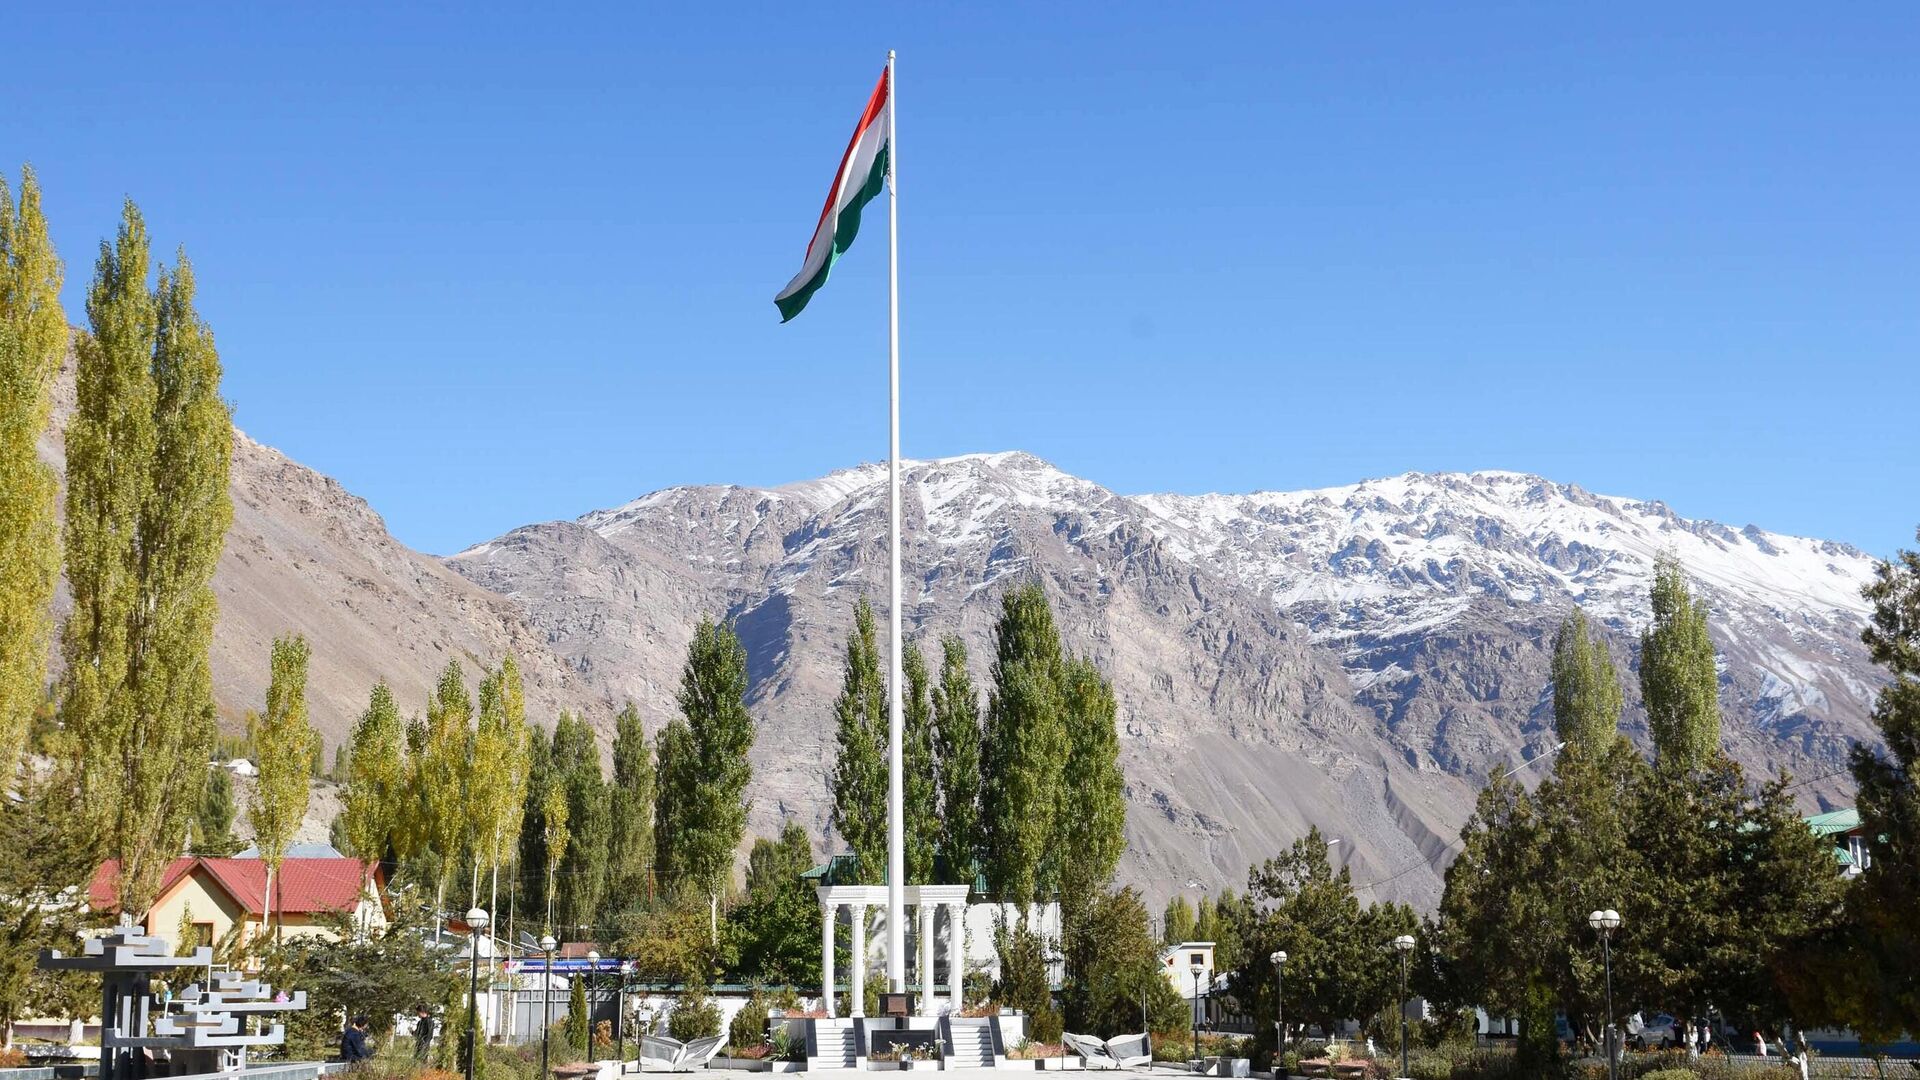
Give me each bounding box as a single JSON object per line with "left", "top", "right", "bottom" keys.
{"left": 88, "top": 849, "right": 387, "bottom": 958}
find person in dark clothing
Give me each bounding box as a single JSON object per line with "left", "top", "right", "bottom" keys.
{"left": 414, "top": 1004, "right": 436, "bottom": 1063}
{"left": 341, "top": 1015, "right": 374, "bottom": 1067}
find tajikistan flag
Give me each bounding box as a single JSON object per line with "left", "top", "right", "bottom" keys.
{"left": 774, "top": 66, "right": 892, "bottom": 322}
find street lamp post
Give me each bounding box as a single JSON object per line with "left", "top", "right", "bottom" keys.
{"left": 1392, "top": 935, "right": 1415, "bottom": 1080}
{"left": 1589, "top": 910, "right": 1622, "bottom": 1080}
{"left": 586, "top": 951, "right": 601, "bottom": 1062}
{"left": 1190, "top": 964, "right": 1205, "bottom": 1068}
{"left": 540, "top": 934, "right": 557, "bottom": 1080}
{"left": 615, "top": 961, "right": 626, "bottom": 1072}
{"left": 1270, "top": 951, "right": 1288, "bottom": 1067}
{"left": 465, "top": 908, "right": 490, "bottom": 1080}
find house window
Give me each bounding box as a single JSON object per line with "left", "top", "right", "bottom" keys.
{"left": 1191, "top": 953, "right": 1205, "bottom": 966}
{"left": 192, "top": 922, "right": 214, "bottom": 948}
{"left": 1849, "top": 835, "right": 1870, "bottom": 870}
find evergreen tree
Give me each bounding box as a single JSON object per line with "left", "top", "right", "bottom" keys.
{"left": 980, "top": 583, "right": 1069, "bottom": 903}
{"left": 343, "top": 681, "right": 406, "bottom": 864}
{"left": 250, "top": 634, "right": 314, "bottom": 937}
{"left": 930, "top": 636, "right": 983, "bottom": 884}
{"left": 1059, "top": 654, "right": 1126, "bottom": 900}
{"left": 0, "top": 167, "right": 66, "bottom": 780}
{"left": 902, "top": 640, "right": 938, "bottom": 883}
{"left": 828, "top": 598, "right": 888, "bottom": 880}
{"left": 1162, "top": 896, "right": 1196, "bottom": 945}
{"left": 656, "top": 617, "right": 754, "bottom": 931}
{"left": 1838, "top": 531, "right": 1920, "bottom": 1039}
{"left": 1551, "top": 609, "right": 1624, "bottom": 754}
{"left": 192, "top": 765, "right": 241, "bottom": 856}
{"left": 1639, "top": 555, "right": 1721, "bottom": 770}
{"left": 605, "top": 701, "right": 657, "bottom": 913}
{"left": 419, "top": 661, "right": 474, "bottom": 922}
{"left": 551, "top": 710, "right": 610, "bottom": 932}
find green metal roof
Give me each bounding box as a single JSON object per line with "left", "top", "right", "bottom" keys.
{"left": 1805, "top": 808, "right": 1862, "bottom": 837}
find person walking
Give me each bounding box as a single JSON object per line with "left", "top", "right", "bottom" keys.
{"left": 413, "top": 1004, "right": 437, "bottom": 1064}
{"left": 1754, "top": 1030, "right": 1768, "bottom": 1058}
{"left": 341, "top": 1016, "right": 374, "bottom": 1068}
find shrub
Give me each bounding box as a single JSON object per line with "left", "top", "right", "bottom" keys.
{"left": 668, "top": 979, "right": 722, "bottom": 1042}
{"left": 1295, "top": 1040, "right": 1329, "bottom": 1062}
{"left": 729, "top": 988, "right": 770, "bottom": 1051}
{"left": 1408, "top": 1051, "right": 1452, "bottom": 1080}
{"left": 1029, "top": 1003, "right": 1065, "bottom": 1046}
{"left": 1639, "top": 1071, "right": 1697, "bottom": 1080}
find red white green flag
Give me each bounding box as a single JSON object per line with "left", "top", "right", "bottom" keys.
{"left": 774, "top": 66, "right": 892, "bottom": 322}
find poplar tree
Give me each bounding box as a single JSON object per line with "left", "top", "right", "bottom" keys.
{"left": 828, "top": 598, "right": 887, "bottom": 880}
{"left": 980, "top": 583, "right": 1069, "bottom": 904}
{"left": 1550, "top": 609, "right": 1624, "bottom": 754}
{"left": 902, "top": 641, "right": 938, "bottom": 884}
{"left": 541, "top": 784, "right": 569, "bottom": 934}
{"left": 551, "top": 710, "right": 609, "bottom": 931}
{"left": 655, "top": 617, "right": 753, "bottom": 934}
{"left": 518, "top": 727, "right": 554, "bottom": 922}
{"left": 0, "top": 167, "right": 66, "bottom": 779}
{"left": 470, "top": 659, "right": 529, "bottom": 914}
{"left": 343, "top": 681, "right": 406, "bottom": 865}
{"left": 420, "top": 661, "right": 474, "bottom": 921}
{"left": 1162, "top": 896, "right": 1196, "bottom": 945}
{"left": 605, "top": 702, "right": 657, "bottom": 914}
{"left": 61, "top": 204, "right": 159, "bottom": 910}
{"left": 1639, "top": 555, "right": 1721, "bottom": 770}
{"left": 1059, "top": 654, "right": 1126, "bottom": 897}
{"left": 930, "top": 636, "right": 983, "bottom": 885}
{"left": 250, "top": 634, "right": 314, "bottom": 937}
{"left": 62, "top": 202, "right": 232, "bottom": 915}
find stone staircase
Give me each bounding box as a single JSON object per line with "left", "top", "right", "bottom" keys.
{"left": 808, "top": 1019, "right": 860, "bottom": 1070}
{"left": 943, "top": 1017, "right": 995, "bottom": 1069}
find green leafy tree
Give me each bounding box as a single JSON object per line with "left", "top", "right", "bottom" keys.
{"left": 1163, "top": 896, "right": 1196, "bottom": 945}
{"left": 1831, "top": 531, "right": 1920, "bottom": 1039}
{"left": 903, "top": 640, "right": 939, "bottom": 883}
{"left": 995, "top": 923, "right": 1061, "bottom": 1043}
{"left": 552, "top": 710, "right": 611, "bottom": 931}
{"left": 1639, "top": 554, "right": 1721, "bottom": 770}
{"left": 729, "top": 825, "right": 823, "bottom": 986}
{"left": 1063, "top": 886, "right": 1183, "bottom": 1038}
{"left": 470, "top": 659, "right": 530, "bottom": 915}
{"left": 744, "top": 822, "right": 815, "bottom": 900}
{"left": 980, "top": 583, "right": 1069, "bottom": 903}
{"left": 266, "top": 897, "right": 460, "bottom": 1060}
{"left": 656, "top": 617, "right": 754, "bottom": 934}
{"left": 0, "top": 773, "right": 95, "bottom": 1035}
{"left": 1551, "top": 609, "right": 1624, "bottom": 754}
{"left": 191, "top": 764, "right": 242, "bottom": 856}
{"left": 250, "top": 634, "right": 314, "bottom": 938}
{"left": 606, "top": 701, "right": 658, "bottom": 915}
{"left": 343, "top": 680, "right": 407, "bottom": 863}
{"left": 931, "top": 636, "right": 983, "bottom": 883}
{"left": 829, "top": 597, "right": 888, "bottom": 881}
{"left": 63, "top": 201, "right": 232, "bottom": 916}
{"left": 0, "top": 167, "right": 66, "bottom": 781}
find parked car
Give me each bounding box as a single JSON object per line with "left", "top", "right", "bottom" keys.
{"left": 1626, "top": 1013, "right": 1679, "bottom": 1050}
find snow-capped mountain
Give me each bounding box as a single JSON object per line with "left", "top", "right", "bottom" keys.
{"left": 449, "top": 452, "right": 1888, "bottom": 909}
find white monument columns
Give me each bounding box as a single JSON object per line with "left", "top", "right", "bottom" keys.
{"left": 817, "top": 884, "right": 970, "bottom": 1018}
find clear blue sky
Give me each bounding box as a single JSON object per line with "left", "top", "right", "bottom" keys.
{"left": 6, "top": 3, "right": 1916, "bottom": 556}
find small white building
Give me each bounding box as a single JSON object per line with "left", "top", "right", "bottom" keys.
{"left": 1161, "top": 940, "right": 1216, "bottom": 1000}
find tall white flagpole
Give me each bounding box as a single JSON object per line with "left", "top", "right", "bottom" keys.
{"left": 883, "top": 48, "right": 907, "bottom": 997}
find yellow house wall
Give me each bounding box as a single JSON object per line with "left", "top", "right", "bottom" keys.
{"left": 143, "top": 867, "right": 250, "bottom": 951}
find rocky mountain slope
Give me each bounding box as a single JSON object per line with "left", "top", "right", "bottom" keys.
{"left": 37, "top": 350, "right": 603, "bottom": 746}
{"left": 449, "top": 452, "right": 1886, "bottom": 909}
